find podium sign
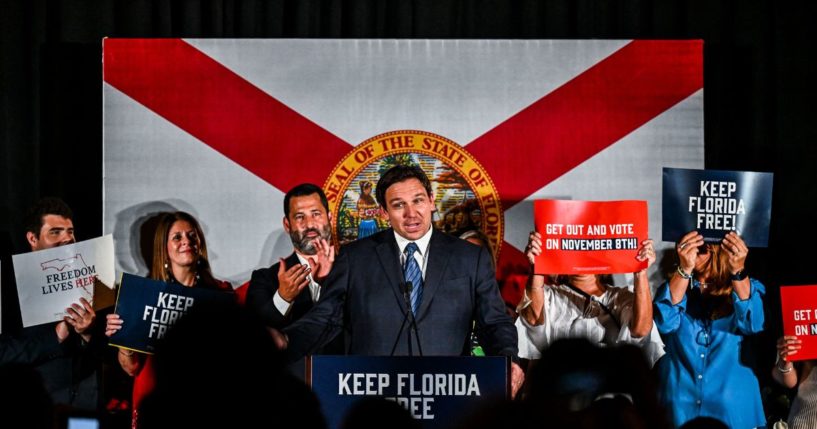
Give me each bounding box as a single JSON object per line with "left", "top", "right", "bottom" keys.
{"left": 307, "top": 355, "right": 508, "bottom": 429}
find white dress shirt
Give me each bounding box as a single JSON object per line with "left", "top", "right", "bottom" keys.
{"left": 394, "top": 227, "right": 432, "bottom": 279}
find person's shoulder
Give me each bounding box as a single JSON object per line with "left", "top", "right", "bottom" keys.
{"left": 344, "top": 229, "right": 391, "bottom": 252}
{"left": 249, "top": 265, "right": 275, "bottom": 282}
{"left": 431, "top": 228, "right": 461, "bottom": 244}
{"left": 606, "top": 284, "right": 635, "bottom": 303}
{"left": 250, "top": 254, "right": 297, "bottom": 279}
{"left": 213, "top": 279, "right": 233, "bottom": 292}
{"left": 435, "top": 229, "right": 480, "bottom": 254}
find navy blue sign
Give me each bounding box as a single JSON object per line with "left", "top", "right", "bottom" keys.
{"left": 662, "top": 168, "right": 773, "bottom": 247}
{"left": 308, "top": 355, "right": 508, "bottom": 429}
{"left": 108, "top": 273, "right": 232, "bottom": 353}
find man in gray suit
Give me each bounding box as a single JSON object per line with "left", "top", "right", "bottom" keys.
{"left": 282, "top": 165, "right": 524, "bottom": 396}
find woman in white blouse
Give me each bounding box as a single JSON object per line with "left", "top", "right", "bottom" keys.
{"left": 516, "top": 232, "right": 664, "bottom": 366}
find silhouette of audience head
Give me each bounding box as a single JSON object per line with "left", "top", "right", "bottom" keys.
{"left": 340, "top": 396, "right": 420, "bottom": 429}
{"left": 679, "top": 417, "right": 729, "bottom": 429}
{"left": 0, "top": 364, "right": 54, "bottom": 429}
{"left": 137, "top": 300, "right": 325, "bottom": 429}
{"left": 523, "top": 338, "right": 670, "bottom": 429}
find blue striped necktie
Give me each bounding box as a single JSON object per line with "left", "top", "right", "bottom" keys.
{"left": 403, "top": 242, "right": 423, "bottom": 315}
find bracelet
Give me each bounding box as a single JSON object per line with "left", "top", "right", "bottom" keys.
{"left": 730, "top": 268, "right": 748, "bottom": 281}
{"left": 775, "top": 354, "right": 794, "bottom": 373}
{"left": 676, "top": 265, "right": 693, "bottom": 280}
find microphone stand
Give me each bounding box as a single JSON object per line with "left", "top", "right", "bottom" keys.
{"left": 403, "top": 281, "right": 423, "bottom": 357}
{"left": 390, "top": 281, "right": 412, "bottom": 356}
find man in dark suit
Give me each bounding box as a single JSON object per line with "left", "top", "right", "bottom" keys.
{"left": 0, "top": 197, "right": 102, "bottom": 410}
{"left": 246, "top": 183, "right": 335, "bottom": 329}
{"left": 282, "top": 166, "right": 524, "bottom": 396}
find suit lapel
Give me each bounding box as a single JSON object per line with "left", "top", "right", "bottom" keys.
{"left": 374, "top": 230, "right": 406, "bottom": 307}
{"left": 417, "top": 229, "right": 451, "bottom": 317}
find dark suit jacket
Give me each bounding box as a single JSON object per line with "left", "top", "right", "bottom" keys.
{"left": 0, "top": 325, "right": 62, "bottom": 365}
{"left": 284, "top": 229, "right": 518, "bottom": 359}
{"left": 1, "top": 248, "right": 104, "bottom": 411}
{"left": 246, "top": 253, "right": 315, "bottom": 329}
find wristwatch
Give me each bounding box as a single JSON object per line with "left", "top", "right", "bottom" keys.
{"left": 730, "top": 269, "right": 748, "bottom": 281}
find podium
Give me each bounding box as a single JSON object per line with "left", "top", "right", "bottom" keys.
{"left": 306, "top": 355, "right": 509, "bottom": 429}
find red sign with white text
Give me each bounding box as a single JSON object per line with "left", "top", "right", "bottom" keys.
{"left": 780, "top": 285, "right": 817, "bottom": 361}
{"left": 533, "top": 200, "right": 648, "bottom": 275}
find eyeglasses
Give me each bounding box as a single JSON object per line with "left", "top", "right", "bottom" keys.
{"left": 697, "top": 244, "right": 710, "bottom": 255}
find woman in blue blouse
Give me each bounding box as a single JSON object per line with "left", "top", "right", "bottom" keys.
{"left": 654, "top": 230, "right": 765, "bottom": 428}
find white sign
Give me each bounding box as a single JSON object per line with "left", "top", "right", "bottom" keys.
{"left": 13, "top": 235, "right": 115, "bottom": 327}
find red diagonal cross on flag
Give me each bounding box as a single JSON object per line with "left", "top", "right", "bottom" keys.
{"left": 103, "top": 39, "right": 702, "bottom": 285}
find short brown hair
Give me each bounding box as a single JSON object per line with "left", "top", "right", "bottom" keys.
{"left": 23, "top": 197, "right": 73, "bottom": 236}
{"left": 375, "top": 165, "right": 432, "bottom": 207}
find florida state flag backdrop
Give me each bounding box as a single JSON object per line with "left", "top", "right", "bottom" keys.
{"left": 102, "top": 39, "right": 703, "bottom": 286}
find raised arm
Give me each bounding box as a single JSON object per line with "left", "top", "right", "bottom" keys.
{"left": 630, "top": 239, "right": 655, "bottom": 338}
{"left": 722, "top": 231, "right": 750, "bottom": 300}
{"left": 105, "top": 313, "right": 143, "bottom": 376}
{"left": 772, "top": 335, "right": 801, "bottom": 389}
{"left": 518, "top": 232, "right": 546, "bottom": 326}
{"left": 246, "top": 259, "right": 311, "bottom": 328}
{"left": 669, "top": 231, "right": 704, "bottom": 304}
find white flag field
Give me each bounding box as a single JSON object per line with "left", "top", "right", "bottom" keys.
{"left": 102, "top": 39, "right": 703, "bottom": 291}
{"left": 13, "top": 235, "right": 115, "bottom": 327}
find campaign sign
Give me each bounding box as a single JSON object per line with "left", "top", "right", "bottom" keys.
{"left": 533, "top": 200, "right": 648, "bottom": 275}
{"left": 13, "top": 235, "right": 115, "bottom": 327}
{"left": 780, "top": 285, "right": 817, "bottom": 362}
{"left": 308, "top": 355, "right": 507, "bottom": 429}
{"left": 662, "top": 168, "right": 773, "bottom": 247}
{"left": 109, "top": 273, "right": 233, "bottom": 354}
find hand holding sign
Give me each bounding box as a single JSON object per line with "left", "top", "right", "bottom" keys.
{"left": 525, "top": 232, "right": 542, "bottom": 266}
{"left": 777, "top": 336, "right": 802, "bottom": 363}
{"left": 105, "top": 313, "right": 123, "bottom": 337}
{"left": 721, "top": 231, "right": 748, "bottom": 275}
{"left": 65, "top": 297, "right": 96, "bottom": 342}
{"left": 676, "top": 231, "right": 705, "bottom": 274}
{"left": 635, "top": 239, "right": 656, "bottom": 272}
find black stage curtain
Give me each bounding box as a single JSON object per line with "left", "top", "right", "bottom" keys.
{"left": 1, "top": 0, "right": 816, "bottom": 364}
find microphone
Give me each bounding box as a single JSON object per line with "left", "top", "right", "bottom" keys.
{"left": 403, "top": 280, "right": 413, "bottom": 303}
